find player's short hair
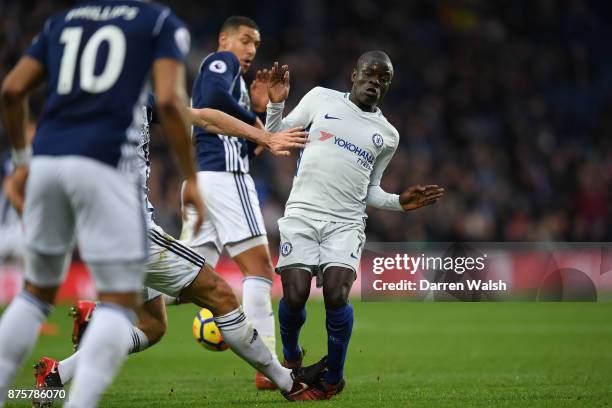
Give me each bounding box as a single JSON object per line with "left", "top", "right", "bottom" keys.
{"left": 357, "top": 50, "right": 392, "bottom": 69}
{"left": 220, "top": 16, "right": 259, "bottom": 34}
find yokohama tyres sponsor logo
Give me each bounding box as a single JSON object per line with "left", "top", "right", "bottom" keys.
{"left": 333, "top": 136, "right": 374, "bottom": 164}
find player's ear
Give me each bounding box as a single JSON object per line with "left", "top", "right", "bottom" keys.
{"left": 218, "top": 31, "right": 229, "bottom": 49}
{"left": 351, "top": 69, "right": 357, "bottom": 83}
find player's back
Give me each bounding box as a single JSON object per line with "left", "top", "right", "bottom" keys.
{"left": 28, "top": 0, "right": 189, "bottom": 167}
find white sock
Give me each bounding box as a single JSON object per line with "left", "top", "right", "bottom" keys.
{"left": 58, "top": 325, "right": 148, "bottom": 386}
{"left": 129, "top": 326, "right": 149, "bottom": 353}
{"left": 242, "top": 277, "right": 277, "bottom": 359}
{"left": 64, "top": 304, "right": 134, "bottom": 408}
{"left": 0, "top": 292, "right": 51, "bottom": 404}
{"left": 58, "top": 352, "right": 79, "bottom": 384}
{"left": 215, "top": 308, "right": 292, "bottom": 392}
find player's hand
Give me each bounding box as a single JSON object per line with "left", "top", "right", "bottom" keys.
{"left": 265, "top": 127, "right": 308, "bottom": 156}
{"left": 5, "top": 165, "right": 28, "bottom": 215}
{"left": 250, "top": 70, "right": 270, "bottom": 112}
{"left": 181, "top": 177, "right": 205, "bottom": 233}
{"left": 266, "top": 62, "right": 290, "bottom": 103}
{"left": 399, "top": 185, "right": 444, "bottom": 211}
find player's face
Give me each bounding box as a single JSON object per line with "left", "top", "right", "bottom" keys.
{"left": 351, "top": 60, "right": 393, "bottom": 108}
{"left": 220, "top": 26, "right": 261, "bottom": 73}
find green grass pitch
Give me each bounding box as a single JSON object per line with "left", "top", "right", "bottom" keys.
{"left": 4, "top": 301, "right": 612, "bottom": 407}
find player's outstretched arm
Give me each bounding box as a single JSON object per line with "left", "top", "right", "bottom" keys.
{"left": 0, "top": 56, "right": 45, "bottom": 214}
{"left": 153, "top": 58, "right": 204, "bottom": 232}
{"left": 187, "top": 107, "right": 306, "bottom": 156}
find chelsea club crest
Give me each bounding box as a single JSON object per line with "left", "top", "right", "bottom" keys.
{"left": 372, "top": 133, "right": 384, "bottom": 149}
{"left": 280, "top": 242, "right": 293, "bottom": 257}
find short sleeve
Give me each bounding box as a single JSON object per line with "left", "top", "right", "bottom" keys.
{"left": 153, "top": 9, "right": 190, "bottom": 62}
{"left": 369, "top": 131, "right": 399, "bottom": 186}
{"left": 283, "top": 87, "right": 323, "bottom": 128}
{"left": 199, "top": 52, "right": 240, "bottom": 88}
{"left": 25, "top": 18, "right": 52, "bottom": 67}
{"left": 266, "top": 87, "right": 323, "bottom": 132}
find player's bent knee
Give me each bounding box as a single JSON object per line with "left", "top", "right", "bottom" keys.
{"left": 323, "top": 284, "right": 351, "bottom": 310}
{"left": 282, "top": 284, "right": 310, "bottom": 310}
{"left": 322, "top": 267, "right": 355, "bottom": 310}
{"left": 281, "top": 268, "right": 312, "bottom": 310}
{"left": 283, "top": 294, "right": 308, "bottom": 311}
{"left": 323, "top": 290, "right": 348, "bottom": 310}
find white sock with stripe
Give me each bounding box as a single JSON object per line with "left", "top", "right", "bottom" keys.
{"left": 129, "top": 326, "right": 149, "bottom": 353}
{"left": 64, "top": 304, "right": 134, "bottom": 408}
{"left": 215, "top": 307, "right": 292, "bottom": 392}
{"left": 58, "top": 325, "right": 149, "bottom": 386}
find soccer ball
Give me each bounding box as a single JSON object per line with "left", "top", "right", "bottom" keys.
{"left": 192, "top": 308, "right": 228, "bottom": 351}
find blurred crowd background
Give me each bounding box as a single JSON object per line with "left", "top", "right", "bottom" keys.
{"left": 1, "top": 0, "right": 611, "bottom": 257}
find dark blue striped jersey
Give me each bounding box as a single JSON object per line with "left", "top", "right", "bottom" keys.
{"left": 191, "top": 51, "right": 258, "bottom": 173}
{"left": 25, "top": 0, "right": 189, "bottom": 169}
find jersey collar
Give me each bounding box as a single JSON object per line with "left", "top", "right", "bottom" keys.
{"left": 343, "top": 92, "right": 382, "bottom": 117}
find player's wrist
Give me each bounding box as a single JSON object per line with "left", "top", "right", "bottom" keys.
{"left": 396, "top": 195, "right": 405, "bottom": 211}
{"left": 252, "top": 103, "right": 267, "bottom": 113}
{"left": 266, "top": 101, "right": 285, "bottom": 109}
{"left": 11, "top": 146, "right": 32, "bottom": 167}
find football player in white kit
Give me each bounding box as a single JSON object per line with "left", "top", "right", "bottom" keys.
{"left": 0, "top": 2, "right": 205, "bottom": 407}
{"left": 264, "top": 51, "right": 444, "bottom": 399}
{"left": 31, "top": 93, "right": 324, "bottom": 403}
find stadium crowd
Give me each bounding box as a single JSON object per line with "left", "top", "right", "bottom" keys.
{"left": 1, "top": 0, "right": 610, "bottom": 251}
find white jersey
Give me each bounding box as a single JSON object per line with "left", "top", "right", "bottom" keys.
{"left": 266, "top": 87, "right": 400, "bottom": 223}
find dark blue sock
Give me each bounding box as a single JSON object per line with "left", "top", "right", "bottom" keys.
{"left": 324, "top": 303, "right": 354, "bottom": 385}
{"left": 278, "top": 298, "right": 307, "bottom": 362}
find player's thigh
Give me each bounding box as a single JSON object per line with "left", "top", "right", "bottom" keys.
{"left": 66, "top": 157, "right": 147, "bottom": 264}
{"left": 145, "top": 225, "right": 207, "bottom": 297}
{"left": 280, "top": 268, "right": 313, "bottom": 310}
{"left": 230, "top": 239, "right": 274, "bottom": 279}
{"left": 199, "top": 171, "right": 267, "bottom": 247}
{"left": 319, "top": 221, "right": 365, "bottom": 283}
{"left": 23, "top": 157, "right": 75, "bottom": 257}
{"left": 276, "top": 215, "right": 321, "bottom": 274}
{"left": 180, "top": 185, "right": 221, "bottom": 256}
{"left": 22, "top": 158, "right": 75, "bottom": 290}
